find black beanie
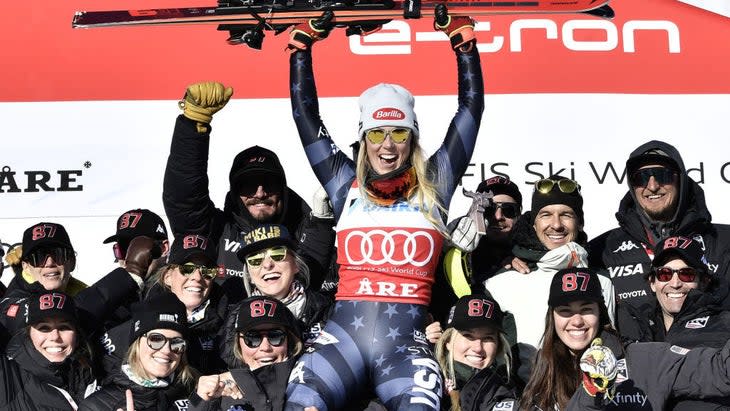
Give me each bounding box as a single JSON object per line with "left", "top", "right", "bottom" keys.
{"left": 130, "top": 293, "right": 188, "bottom": 343}
{"left": 530, "top": 175, "right": 583, "bottom": 224}
{"left": 548, "top": 269, "right": 604, "bottom": 308}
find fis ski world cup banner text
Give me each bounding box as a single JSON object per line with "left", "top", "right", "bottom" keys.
{"left": 1, "top": 0, "right": 729, "bottom": 285}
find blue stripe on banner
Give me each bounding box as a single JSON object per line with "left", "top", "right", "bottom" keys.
{"left": 305, "top": 139, "right": 335, "bottom": 167}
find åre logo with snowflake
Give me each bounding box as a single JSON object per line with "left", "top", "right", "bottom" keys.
{"left": 344, "top": 229, "right": 434, "bottom": 267}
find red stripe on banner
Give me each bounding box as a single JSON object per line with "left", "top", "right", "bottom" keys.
{"left": 3, "top": 0, "right": 730, "bottom": 101}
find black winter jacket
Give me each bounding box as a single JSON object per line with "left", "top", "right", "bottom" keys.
{"left": 0, "top": 268, "right": 139, "bottom": 336}
{"left": 567, "top": 332, "right": 730, "bottom": 410}
{"left": 163, "top": 116, "right": 336, "bottom": 290}
{"left": 588, "top": 140, "right": 730, "bottom": 310}
{"left": 79, "top": 367, "right": 192, "bottom": 411}
{"left": 441, "top": 364, "right": 518, "bottom": 411}
{"left": 188, "top": 358, "right": 295, "bottom": 411}
{"left": 0, "top": 331, "right": 97, "bottom": 410}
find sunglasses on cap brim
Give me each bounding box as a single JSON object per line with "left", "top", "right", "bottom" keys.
{"left": 534, "top": 178, "right": 581, "bottom": 194}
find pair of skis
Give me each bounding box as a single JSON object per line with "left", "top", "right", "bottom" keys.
{"left": 72, "top": 0, "right": 613, "bottom": 49}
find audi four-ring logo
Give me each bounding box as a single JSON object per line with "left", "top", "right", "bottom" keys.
{"left": 344, "top": 229, "right": 435, "bottom": 267}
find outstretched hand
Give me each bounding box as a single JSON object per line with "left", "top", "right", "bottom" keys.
{"left": 124, "top": 236, "right": 162, "bottom": 281}
{"left": 287, "top": 11, "right": 335, "bottom": 52}
{"left": 434, "top": 3, "right": 476, "bottom": 51}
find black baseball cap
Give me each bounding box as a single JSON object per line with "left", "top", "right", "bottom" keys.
{"left": 21, "top": 222, "right": 74, "bottom": 260}
{"left": 229, "top": 146, "right": 286, "bottom": 192}
{"left": 476, "top": 176, "right": 522, "bottom": 207}
{"left": 548, "top": 269, "right": 604, "bottom": 308}
{"left": 26, "top": 291, "right": 78, "bottom": 327}
{"left": 103, "top": 209, "right": 168, "bottom": 244}
{"left": 447, "top": 294, "right": 504, "bottom": 332}
{"left": 652, "top": 236, "right": 707, "bottom": 272}
{"left": 167, "top": 234, "right": 218, "bottom": 266}
{"left": 234, "top": 295, "right": 299, "bottom": 334}
{"left": 237, "top": 224, "right": 297, "bottom": 261}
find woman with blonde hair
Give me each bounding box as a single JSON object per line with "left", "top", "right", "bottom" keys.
{"left": 435, "top": 294, "right": 517, "bottom": 411}
{"left": 284, "top": 4, "right": 484, "bottom": 410}
{"left": 80, "top": 294, "right": 197, "bottom": 410}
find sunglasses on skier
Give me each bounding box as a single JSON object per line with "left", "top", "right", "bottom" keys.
{"left": 245, "top": 246, "right": 288, "bottom": 268}
{"left": 534, "top": 178, "right": 581, "bottom": 194}
{"left": 654, "top": 267, "right": 699, "bottom": 283}
{"left": 144, "top": 332, "right": 187, "bottom": 354}
{"left": 25, "top": 247, "right": 74, "bottom": 267}
{"left": 364, "top": 128, "right": 411, "bottom": 145}
{"left": 240, "top": 329, "right": 287, "bottom": 348}
{"left": 485, "top": 202, "right": 521, "bottom": 219}
{"left": 629, "top": 167, "right": 678, "bottom": 188}
{"left": 169, "top": 263, "right": 218, "bottom": 280}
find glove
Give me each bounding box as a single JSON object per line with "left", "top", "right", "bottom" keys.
{"left": 434, "top": 3, "right": 475, "bottom": 51}
{"left": 450, "top": 216, "right": 482, "bottom": 252}
{"left": 179, "top": 82, "right": 233, "bottom": 124}
{"left": 345, "top": 23, "right": 382, "bottom": 37}
{"left": 579, "top": 338, "right": 619, "bottom": 397}
{"left": 311, "top": 186, "right": 334, "bottom": 219}
{"left": 124, "top": 236, "right": 163, "bottom": 281}
{"left": 287, "top": 11, "right": 334, "bottom": 53}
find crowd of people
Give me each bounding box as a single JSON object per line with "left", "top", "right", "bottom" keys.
{"left": 2, "top": 5, "right": 730, "bottom": 411}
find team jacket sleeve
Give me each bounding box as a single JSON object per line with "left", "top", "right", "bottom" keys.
{"left": 163, "top": 115, "right": 221, "bottom": 236}
{"left": 429, "top": 47, "right": 484, "bottom": 205}
{"left": 290, "top": 50, "right": 356, "bottom": 220}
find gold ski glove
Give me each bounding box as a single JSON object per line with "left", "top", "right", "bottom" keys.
{"left": 179, "top": 81, "right": 233, "bottom": 125}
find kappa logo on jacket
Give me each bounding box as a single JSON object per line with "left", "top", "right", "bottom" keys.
{"left": 685, "top": 316, "right": 709, "bottom": 329}
{"left": 613, "top": 240, "right": 640, "bottom": 253}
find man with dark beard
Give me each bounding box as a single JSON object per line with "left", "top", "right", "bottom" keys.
{"left": 163, "top": 82, "right": 335, "bottom": 295}
{"left": 588, "top": 140, "right": 730, "bottom": 312}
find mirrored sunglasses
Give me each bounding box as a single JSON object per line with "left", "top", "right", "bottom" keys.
{"left": 144, "top": 332, "right": 187, "bottom": 354}
{"left": 364, "top": 128, "right": 411, "bottom": 145}
{"left": 485, "top": 202, "right": 520, "bottom": 219}
{"left": 245, "top": 246, "right": 288, "bottom": 267}
{"left": 171, "top": 263, "right": 218, "bottom": 279}
{"left": 654, "top": 267, "right": 698, "bottom": 283}
{"left": 26, "top": 247, "right": 73, "bottom": 267}
{"left": 534, "top": 178, "right": 581, "bottom": 194}
{"left": 629, "top": 167, "right": 677, "bottom": 187}
{"left": 240, "top": 329, "right": 286, "bottom": 348}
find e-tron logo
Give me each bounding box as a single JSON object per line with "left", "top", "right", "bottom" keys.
{"left": 344, "top": 229, "right": 434, "bottom": 266}
{"left": 373, "top": 108, "right": 405, "bottom": 120}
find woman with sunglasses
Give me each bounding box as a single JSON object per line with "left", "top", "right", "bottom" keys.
{"left": 139, "top": 233, "right": 232, "bottom": 375}
{"left": 188, "top": 295, "right": 302, "bottom": 411}
{"left": 80, "top": 293, "right": 197, "bottom": 411}
{"left": 435, "top": 294, "right": 517, "bottom": 411}
{"left": 285, "top": 5, "right": 483, "bottom": 410}
{"left": 1, "top": 222, "right": 163, "bottom": 338}
{"left": 0, "top": 291, "right": 97, "bottom": 410}
{"left": 233, "top": 224, "right": 331, "bottom": 342}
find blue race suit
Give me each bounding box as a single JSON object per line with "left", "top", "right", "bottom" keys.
{"left": 285, "top": 46, "right": 484, "bottom": 411}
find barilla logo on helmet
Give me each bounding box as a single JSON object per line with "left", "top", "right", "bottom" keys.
{"left": 372, "top": 108, "right": 405, "bottom": 120}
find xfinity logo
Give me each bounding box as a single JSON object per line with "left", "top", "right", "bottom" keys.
{"left": 350, "top": 19, "right": 680, "bottom": 55}
{"left": 373, "top": 108, "right": 405, "bottom": 120}
{"left": 609, "top": 392, "right": 648, "bottom": 407}
{"left": 613, "top": 240, "right": 640, "bottom": 253}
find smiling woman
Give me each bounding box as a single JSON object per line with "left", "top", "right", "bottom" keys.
{"left": 79, "top": 294, "right": 197, "bottom": 411}
{"left": 0, "top": 291, "right": 96, "bottom": 410}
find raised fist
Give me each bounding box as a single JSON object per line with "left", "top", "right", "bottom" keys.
{"left": 434, "top": 3, "right": 476, "bottom": 51}
{"left": 287, "top": 11, "right": 334, "bottom": 52}
{"left": 179, "top": 81, "right": 233, "bottom": 124}
{"left": 580, "top": 338, "right": 619, "bottom": 396}
{"left": 124, "top": 236, "right": 162, "bottom": 281}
